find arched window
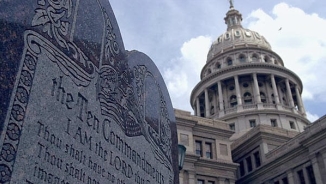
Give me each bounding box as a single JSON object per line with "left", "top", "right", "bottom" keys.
{"left": 235, "top": 30, "right": 241, "bottom": 37}
{"left": 230, "top": 95, "right": 237, "bottom": 107}
{"left": 218, "top": 36, "right": 222, "bottom": 43}
{"left": 252, "top": 54, "right": 258, "bottom": 62}
{"left": 271, "top": 94, "right": 275, "bottom": 104}
{"left": 264, "top": 56, "right": 270, "bottom": 63}
{"left": 225, "top": 33, "right": 230, "bottom": 39}
{"left": 260, "top": 92, "right": 266, "bottom": 103}
{"left": 227, "top": 58, "right": 233, "bottom": 66}
{"left": 258, "top": 82, "right": 263, "bottom": 87}
{"left": 282, "top": 97, "right": 288, "bottom": 105}
{"left": 206, "top": 69, "right": 211, "bottom": 75}
{"left": 243, "top": 92, "right": 252, "bottom": 104}
{"left": 239, "top": 54, "right": 246, "bottom": 62}
{"left": 216, "top": 62, "right": 221, "bottom": 69}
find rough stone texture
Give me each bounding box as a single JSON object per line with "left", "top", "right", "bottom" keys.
{"left": 0, "top": 0, "right": 179, "bottom": 183}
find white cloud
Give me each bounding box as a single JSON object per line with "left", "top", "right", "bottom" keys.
{"left": 163, "top": 36, "right": 212, "bottom": 112}
{"left": 246, "top": 3, "right": 326, "bottom": 102}
{"left": 306, "top": 111, "right": 319, "bottom": 122}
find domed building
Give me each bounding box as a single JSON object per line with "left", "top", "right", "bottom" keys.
{"left": 190, "top": 3, "right": 309, "bottom": 135}
{"left": 176, "top": 2, "right": 326, "bottom": 184}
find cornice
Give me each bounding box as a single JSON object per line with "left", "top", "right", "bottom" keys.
{"left": 219, "top": 108, "right": 310, "bottom": 124}
{"left": 231, "top": 125, "right": 298, "bottom": 151}
{"left": 191, "top": 63, "right": 303, "bottom": 103}
{"left": 193, "top": 123, "right": 234, "bottom": 138}
{"left": 238, "top": 147, "right": 308, "bottom": 184}
{"left": 195, "top": 157, "right": 239, "bottom": 170}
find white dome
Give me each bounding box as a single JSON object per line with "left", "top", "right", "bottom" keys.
{"left": 207, "top": 27, "right": 271, "bottom": 62}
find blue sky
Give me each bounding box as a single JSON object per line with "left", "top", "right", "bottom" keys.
{"left": 109, "top": 0, "right": 326, "bottom": 121}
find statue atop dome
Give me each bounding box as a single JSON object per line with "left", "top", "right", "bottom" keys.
{"left": 229, "top": 0, "right": 234, "bottom": 9}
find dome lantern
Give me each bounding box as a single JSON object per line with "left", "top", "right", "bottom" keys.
{"left": 224, "top": 0, "right": 243, "bottom": 31}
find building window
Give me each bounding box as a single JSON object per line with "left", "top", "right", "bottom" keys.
{"left": 243, "top": 92, "right": 252, "bottom": 104}
{"left": 239, "top": 54, "right": 246, "bottom": 62}
{"left": 264, "top": 56, "right": 270, "bottom": 63}
{"left": 230, "top": 95, "right": 237, "bottom": 107}
{"left": 271, "top": 94, "right": 275, "bottom": 104}
{"left": 239, "top": 161, "right": 245, "bottom": 176}
{"left": 235, "top": 30, "right": 240, "bottom": 37}
{"left": 206, "top": 69, "right": 211, "bottom": 75}
{"left": 252, "top": 54, "right": 258, "bottom": 62}
{"left": 218, "top": 36, "right": 222, "bottom": 43}
{"left": 254, "top": 151, "right": 261, "bottom": 167}
{"left": 260, "top": 92, "right": 267, "bottom": 103}
{"left": 205, "top": 142, "right": 212, "bottom": 159}
{"left": 195, "top": 141, "right": 202, "bottom": 156}
{"left": 290, "top": 121, "right": 296, "bottom": 129}
{"left": 250, "top": 120, "right": 256, "bottom": 127}
{"left": 297, "top": 170, "right": 306, "bottom": 184}
{"left": 274, "top": 181, "right": 280, "bottom": 184}
{"left": 282, "top": 177, "right": 289, "bottom": 184}
{"left": 197, "top": 179, "right": 204, "bottom": 184}
{"left": 271, "top": 119, "right": 277, "bottom": 127}
{"left": 246, "top": 156, "right": 253, "bottom": 172}
{"left": 208, "top": 181, "right": 215, "bottom": 184}
{"left": 306, "top": 165, "right": 316, "bottom": 184}
{"left": 227, "top": 58, "right": 233, "bottom": 66}
{"left": 216, "top": 62, "right": 221, "bottom": 69}
{"left": 225, "top": 33, "right": 230, "bottom": 39}
{"left": 229, "top": 123, "right": 235, "bottom": 131}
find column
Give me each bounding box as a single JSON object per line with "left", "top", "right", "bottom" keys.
{"left": 218, "top": 178, "right": 225, "bottom": 184}
{"left": 229, "top": 179, "right": 236, "bottom": 184}
{"left": 271, "top": 74, "right": 280, "bottom": 104}
{"left": 196, "top": 97, "right": 200, "bottom": 117}
{"left": 205, "top": 89, "right": 210, "bottom": 117}
{"left": 252, "top": 73, "right": 262, "bottom": 105}
{"left": 277, "top": 84, "right": 283, "bottom": 105}
{"left": 295, "top": 85, "right": 306, "bottom": 116}
{"left": 271, "top": 58, "right": 275, "bottom": 64}
{"left": 287, "top": 170, "right": 295, "bottom": 184}
{"left": 223, "top": 83, "right": 228, "bottom": 108}
{"left": 311, "top": 157, "right": 323, "bottom": 184}
{"left": 213, "top": 91, "right": 217, "bottom": 115}
{"left": 302, "top": 166, "right": 310, "bottom": 184}
{"left": 285, "top": 78, "right": 295, "bottom": 108}
{"left": 234, "top": 75, "right": 243, "bottom": 110}
{"left": 218, "top": 81, "right": 225, "bottom": 116}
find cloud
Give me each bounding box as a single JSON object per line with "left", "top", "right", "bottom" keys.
{"left": 163, "top": 36, "right": 212, "bottom": 112}
{"left": 306, "top": 111, "right": 319, "bottom": 122}
{"left": 246, "top": 3, "right": 326, "bottom": 102}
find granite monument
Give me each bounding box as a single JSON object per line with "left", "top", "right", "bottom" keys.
{"left": 0, "top": 0, "right": 179, "bottom": 183}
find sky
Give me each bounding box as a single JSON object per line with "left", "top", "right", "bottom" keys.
{"left": 109, "top": 0, "right": 326, "bottom": 122}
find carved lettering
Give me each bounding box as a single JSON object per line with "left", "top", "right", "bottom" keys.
{"left": 37, "top": 121, "right": 62, "bottom": 149}
{"left": 73, "top": 127, "right": 92, "bottom": 151}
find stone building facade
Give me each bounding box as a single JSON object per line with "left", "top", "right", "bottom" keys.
{"left": 177, "top": 3, "right": 326, "bottom": 184}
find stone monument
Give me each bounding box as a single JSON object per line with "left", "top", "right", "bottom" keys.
{"left": 0, "top": 0, "right": 179, "bottom": 183}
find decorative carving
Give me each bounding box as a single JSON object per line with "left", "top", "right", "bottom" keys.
{"left": 0, "top": 0, "right": 176, "bottom": 183}
{"left": 32, "top": 0, "right": 73, "bottom": 50}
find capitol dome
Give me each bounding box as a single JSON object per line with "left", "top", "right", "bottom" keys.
{"left": 207, "top": 7, "right": 272, "bottom": 62}
{"left": 190, "top": 2, "right": 309, "bottom": 134}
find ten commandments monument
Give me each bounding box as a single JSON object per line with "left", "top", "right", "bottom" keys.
{"left": 0, "top": 0, "right": 179, "bottom": 183}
